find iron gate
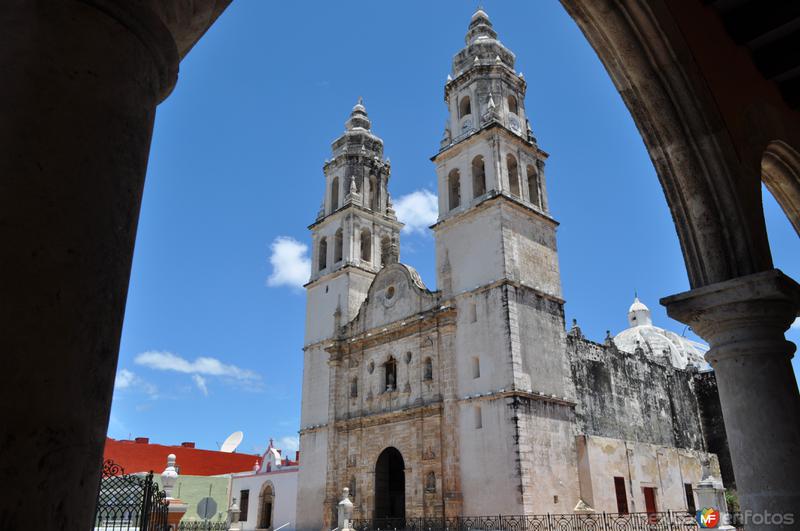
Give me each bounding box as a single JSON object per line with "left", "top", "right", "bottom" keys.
{"left": 93, "top": 459, "right": 170, "bottom": 531}
{"left": 351, "top": 512, "right": 706, "bottom": 531}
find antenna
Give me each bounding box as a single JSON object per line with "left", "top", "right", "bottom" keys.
{"left": 220, "top": 431, "right": 244, "bottom": 453}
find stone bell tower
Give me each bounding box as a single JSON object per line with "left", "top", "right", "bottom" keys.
{"left": 297, "top": 99, "right": 403, "bottom": 531}
{"left": 432, "top": 9, "right": 579, "bottom": 514}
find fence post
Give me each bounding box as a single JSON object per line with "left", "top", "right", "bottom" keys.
{"left": 140, "top": 474, "right": 152, "bottom": 531}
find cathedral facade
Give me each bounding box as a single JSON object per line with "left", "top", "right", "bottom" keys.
{"left": 295, "top": 10, "right": 729, "bottom": 531}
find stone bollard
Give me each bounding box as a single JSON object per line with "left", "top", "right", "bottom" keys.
{"left": 338, "top": 487, "right": 354, "bottom": 531}
{"left": 161, "top": 454, "right": 188, "bottom": 530}
{"left": 695, "top": 462, "right": 734, "bottom": 530}
{"left": 228, "top": 496, "right": 242, "bottom": 531}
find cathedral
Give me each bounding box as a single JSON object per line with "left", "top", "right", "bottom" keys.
{"left": 295, "top": 10, "right": 730, "bottom": 531}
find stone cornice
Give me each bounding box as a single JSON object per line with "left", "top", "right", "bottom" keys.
{"left": 333, "top": 401, "right": 443, "bottom": 431}
{"left": 432, "top": 121, "right": 549, "bottom": 162}
{"left": 444, "top": 64, "right": 527, "bottom": 101}
{"left": 303, "top": 263, "right": 377, "bottom": 291}
{"left": 307, "top": 203, "right": 402, "bottom": 231}
{"left": 447, "top": 277, "right": 566, "bottom": 306}
{"left": 430, "top": 191, "right": 558, "bottom": 231}
{"left": 327, "top": 305, "right": 457, "bottom": 355}
{"left": 460, "top": 389, "right": 576, "bottom": 408}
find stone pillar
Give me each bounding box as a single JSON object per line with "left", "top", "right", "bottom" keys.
{"left": 0, "top": 2, "right": 228, "bottom": 529}
{"left": 695, "top": 462, "right": 734, "bottom": 531}
{"left": 662, "top": 269, "right": 800, "bottom": 527}
{"left": 228, "top": 496, "right": 242, "bottom": 531}
{"left": 162, "top": 454, "right": 188, "bottom": 529}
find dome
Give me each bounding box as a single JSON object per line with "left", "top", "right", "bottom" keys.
{"left": 613, "top": 296, "right": 709, "bottom": 370}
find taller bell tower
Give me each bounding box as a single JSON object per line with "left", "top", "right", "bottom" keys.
{"left": 297, "top": 99, "right": 403, "bottom": 531}
{"left": 432, "top": 9, "right": 579, "bottom": 514}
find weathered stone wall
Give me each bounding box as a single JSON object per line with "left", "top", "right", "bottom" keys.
{"left": 576, "top": 434, "right": 720, "bottom": 513}
{"left": 567, "top": 336, "right": 706, "bottom": 451}
{"left": 694, "top": 371, "right": 735, "bottom": 489}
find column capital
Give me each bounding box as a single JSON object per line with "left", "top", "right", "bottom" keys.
{"left": 661, "top": 269, "right": 799, "bottom": 364}
{"left": 78, "top": 0, "right": 232, "bottom": 101}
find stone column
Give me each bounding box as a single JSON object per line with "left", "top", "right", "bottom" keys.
{"left": 662, "top": 269, "right": 800, "bottom": 527}
{"left": 0, "top": 2, "right": 228, "bottom": 528}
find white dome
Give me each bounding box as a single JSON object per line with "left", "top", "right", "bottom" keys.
{"left": 614, "top": 297, "right": 708, "bottom": 370}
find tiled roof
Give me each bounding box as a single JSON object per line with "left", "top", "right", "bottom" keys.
{"left": 104, "top": 437, "right": 259, "bottom": 476}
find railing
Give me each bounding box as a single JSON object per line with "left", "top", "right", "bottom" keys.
{"left": 177, "top": 522, "right": 229, "bottom": 531}
{"left": 352, "top": 512, "right": 709, "bottom": 531}
{"left": 93, "top": 459, "right": 170, "bottom": 531}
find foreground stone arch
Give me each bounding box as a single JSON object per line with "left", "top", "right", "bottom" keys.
{"left": 561, "top": 0, "right": 800, "bottom": 522}
{"left": 1, "top": 2, "right": 799, "bottom": 529}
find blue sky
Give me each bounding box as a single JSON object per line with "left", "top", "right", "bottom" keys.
{"left": 109, "top": 1, "right": 800, "bottom": 456}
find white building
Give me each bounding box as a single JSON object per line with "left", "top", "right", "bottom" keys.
{"left": 230, "top": 441, "right": 299, "bottom": 531}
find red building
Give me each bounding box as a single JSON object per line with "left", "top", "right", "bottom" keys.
{"left": 104, "top": 437, "right": 260, "bottom": 476}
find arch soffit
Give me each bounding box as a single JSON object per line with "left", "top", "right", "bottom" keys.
{"left": 372, "top": 446, "right": 406, "bottom": 472}
{"left": 560, "top": 0, "right": 771, "bottom": 287}
{"left": 762, "top": 140, "right": 800, "bottom": 237}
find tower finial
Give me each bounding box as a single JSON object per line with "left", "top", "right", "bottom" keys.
{"left": 357, "top": 96, "right": 364, "bottom": 106}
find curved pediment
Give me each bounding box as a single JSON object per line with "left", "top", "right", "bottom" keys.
{"left": 346, "top": 263, "right": 440, "bottom": 334}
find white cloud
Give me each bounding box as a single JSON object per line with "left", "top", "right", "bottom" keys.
{"left": 135, "top": 351, "right": 260, "bottom": 382}
{"left": 278, "top": 436, "right": 299, "bottom": 452}
{"left": 192, "top": 374, "right": 209, "bottom": 396}
{"left": 394, "top": 189, "right": 438, "bottom": 234}
{"left": 267, "top": 236, "right": 311, "bottom": 289}
{"left": 114, "top": 369, "right": 136, "bottom": 390}
{"left": 113, "top": 369, "right": 158, "bottom": 398}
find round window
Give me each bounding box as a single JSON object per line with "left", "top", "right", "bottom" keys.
{"left": 386, "top": 286, "right": 395, "bottom": 299}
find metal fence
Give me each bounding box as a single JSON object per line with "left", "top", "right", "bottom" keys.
{"left": 93, "top": 459, "right": 169, "bottom": 531}
{"left": 177, "top": 522, "right": 229, "bottom": 531}
{"left": 352, "top": 512, "right": 707, "bottom": 531}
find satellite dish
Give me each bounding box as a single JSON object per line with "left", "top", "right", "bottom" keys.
{"left": 220, "top": 431, "right": 243, "bottom": 453}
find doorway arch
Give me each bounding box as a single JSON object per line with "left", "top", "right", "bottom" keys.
{"left": 258, "top": 481, "right": 275, "bottom": 530}
{"left": 374, "top": 447, "right": 405, "bottom": 520}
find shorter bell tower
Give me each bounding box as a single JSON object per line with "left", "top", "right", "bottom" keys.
{"left": 297, "top": 99, "right": 403, "bottom": 531}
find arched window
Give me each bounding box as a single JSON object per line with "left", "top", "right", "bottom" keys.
{"left": 507, "top": 94, "right": 518, "bottom": 115}
{"left": 425, "top": 471, "right": 436, "bottom": 492}
{"left": 472, "top": 156, "right": 486, "bottom": 198}
{"left": 331, "top": 176, "right": 340, "bottom": 210}
{"left": 360, "top": 229, "right": 372, "bottom": 262}
{"left": 507, "top": 154, "right": 520, "bottom": 198}
{"left": 334, "top": 228, "right": 343, "bottom": 263}
{"left": 258, "top": 482, "right": 275, "bottom": 530}
{"left": 318, "top": 237, "right": 327, "bottom": 271}
{"left": 423, "top": 357, "right": 433, "bottom": 381}
{"left": 448, "top": 169, "right": 461, "bottom": 210}
{"left": 527, "top": 165, "right": 540, "bottom": 207}
{"left": 350, "top": 377, "right": 358, "bottom": 398}
{"left": 370, "top": 175, "right": 379, "bottom": 210}
{"left": 380, "top": 236, "right": 391, "bottom": 267}
{"left": 459, "top": 95, "right": 472, "bottom": 118}
{"left": 384, "top": 357, "right": 397, "bottom": 392}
